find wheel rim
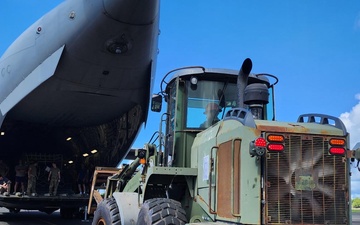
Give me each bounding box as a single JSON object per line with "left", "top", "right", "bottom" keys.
{"left": 96, "top": 218, "right": 106, "bottom": 225}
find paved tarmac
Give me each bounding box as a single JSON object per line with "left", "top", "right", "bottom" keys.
{"left": 1, "top": 207, "right": 360, "bottom": 225}
{"left": 353, "top": 211, "right": 360, "bottom": 225}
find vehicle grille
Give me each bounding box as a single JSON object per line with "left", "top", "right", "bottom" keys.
{"left": 265, "top": 134, "right": 348, "bottom": 224}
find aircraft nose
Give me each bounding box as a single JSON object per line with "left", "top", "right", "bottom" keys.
{"left": 103, "top": 0, "right": 159, "bottom": 25}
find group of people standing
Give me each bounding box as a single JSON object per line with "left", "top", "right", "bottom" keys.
{"left": 13, "top": 160, "right": 47, "bottom": 196}
{"left": 0, "top": 160, "right": 61, "bottom": 196}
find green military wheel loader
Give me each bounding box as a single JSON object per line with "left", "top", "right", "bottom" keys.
{"left": 90, "top": 58, "right": 360, "bottom": 225}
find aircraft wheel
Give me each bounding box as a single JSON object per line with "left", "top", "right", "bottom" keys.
{"left": 92, "top": 198, "right": 121, "bottom": 225}
{"left": 9, "top": 208, "right": 20, "bottom": 213}
{"left": 136, "top": 198, "right": 187, "bottom": 225}
{"left": 60, "top": 207, "right": 76, "bottom": 219}
{"left": 41, "top": 208, "right": 57, "bottom": 215}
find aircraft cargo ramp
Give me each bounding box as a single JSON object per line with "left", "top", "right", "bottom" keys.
{"left": 0, "top": 193, "right": 89, "bottom": 216}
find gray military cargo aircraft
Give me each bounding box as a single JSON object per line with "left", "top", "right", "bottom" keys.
{"left": 0, "top": 0, "right": 159, "bottom": 190}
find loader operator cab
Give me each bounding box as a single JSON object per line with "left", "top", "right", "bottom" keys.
{"left": 151, "top": 66, "right": 277, "bottom": 167}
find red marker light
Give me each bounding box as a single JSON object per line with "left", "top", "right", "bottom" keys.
{"left": 329, "top": 147, "right": 345, "bottom": 155}
{"left": 267, "top": 144, "right": 284, "bottom": 151}
{"left": 254, "top": 137, "right": 267, "bottom": 147}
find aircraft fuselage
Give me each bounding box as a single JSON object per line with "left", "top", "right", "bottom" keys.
{"left": 0, "top": 0, "right": 159, "bottom": 127}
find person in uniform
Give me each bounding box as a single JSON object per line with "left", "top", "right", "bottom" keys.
{"left": 48, "top": 162, "right": 61, "bottom": 196}
{"left": 27, "top": 161, "right": 38, "bottom": 196}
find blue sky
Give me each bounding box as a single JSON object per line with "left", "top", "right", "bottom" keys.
{"left": 2, "top": 1, "right": 360, "bottom": 196}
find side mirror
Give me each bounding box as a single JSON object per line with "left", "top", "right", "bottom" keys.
{"left": 151, "top": 94, "right": 162, "bottom": 112}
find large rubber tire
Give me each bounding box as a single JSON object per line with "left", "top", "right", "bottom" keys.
{"left": 92, "top": 198, "right": 121, "bottom": 225}
{"left": 136, "top": 198, "right": 187, "bottom": 225}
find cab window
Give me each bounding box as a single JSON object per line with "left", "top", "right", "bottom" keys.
{"left": 186, "top": 80, "right": 238, "bottom": 129}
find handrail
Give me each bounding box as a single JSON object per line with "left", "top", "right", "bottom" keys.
{"left": 297, "top": 113, "right": 347, "bottom": 135}
{"left": 209, "top": 146, "right": 218, "bottom": 214}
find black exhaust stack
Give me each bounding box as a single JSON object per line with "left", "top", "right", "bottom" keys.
{"left": 237, "top": 58, "right": 252, "bottom": 108}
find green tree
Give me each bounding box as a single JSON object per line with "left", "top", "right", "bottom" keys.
{"left": 352, "top": 198, "right": 360, "bottom": 208}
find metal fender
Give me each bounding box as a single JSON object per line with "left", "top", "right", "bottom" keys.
{"left": 112, "top": 192, "right": 140, "bottom": 224}
{"left": 0, "top": 45, "right": 64, "bottom": 115}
